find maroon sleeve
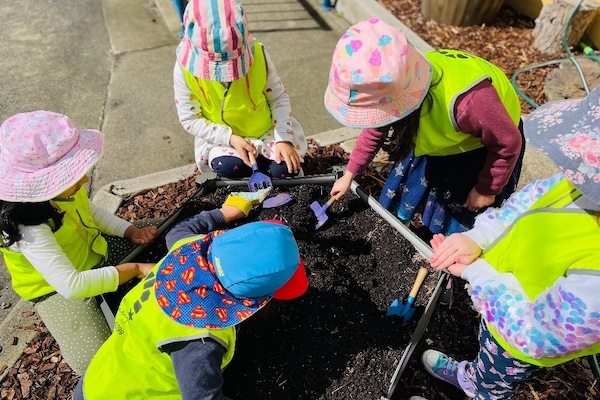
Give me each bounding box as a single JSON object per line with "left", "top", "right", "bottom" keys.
{"left": 455, "top": 80, "right": 522, "bottom": 195}
{"left": 346, "top": 128, "right": 387, "bottom": 175}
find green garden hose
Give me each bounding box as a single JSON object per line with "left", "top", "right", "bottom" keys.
{"left": 510, "top": 0, "right": 599, "bottom": 108}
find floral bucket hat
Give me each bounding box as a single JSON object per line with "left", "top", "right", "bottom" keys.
{"left": 523, "top": 85, "right": 600, "bottom": 204}
{"left": 324, "top": 18, "right": 432, "bottom": 129}
{"left": 176, "top": 0, "right": 253, "bottom": 82}
{"left": 155, "top": 221, "right": 308, "bottom": 329}
{"left": 0, "top": 111, "right": 103, "bottom": 202}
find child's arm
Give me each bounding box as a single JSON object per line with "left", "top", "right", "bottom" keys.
{"left": 463, "top": 259, "right": 600, "bottom": 360}
{"left": 263, "top": 49, "right": 295, "bottom": 145}
{"left": 455, "top": 81, "right": 523, "bottom": 211}
{"left": 89, "top": 201, "right": 157, "bottom": 245}
{"left": 165, "top": 209, "right": 228, "bottom": 249}
{"left": 173, "top": 62, "right": 232, "bottom": 146}
{"left": 465, "top": 173, "right": 565, "bottom": 248}
{"left": 166, "top": 338, "right": 231, "bottom": 400}
{"left": 330, "top": 127, "right": 386, "bottom": 199}
{"left": 262, "top": 50, "right": 302, "bottom": 173}
{"left": 18, "top": 225, "right": 152, "bottom": 299}
{"left": 430, "top": 174, "right": 566, "bottom": 271}
{"left": 88, "top": 200, "right": 132, "bottom": 237}
{"left": 165, "top": 188, "right": 271, "bottom": 249}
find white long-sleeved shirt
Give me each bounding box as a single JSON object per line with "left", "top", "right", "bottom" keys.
{"left": 173, "top": 44, "right": 306, "bottom": 172}
{"left": 461, "top": 173, "right": 600, "bottom": 360}
{"left": 10, "top": 200, "right": 132, "bottom": 299}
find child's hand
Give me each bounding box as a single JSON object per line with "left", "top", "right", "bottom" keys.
{"left": 222, "top": 187, "right": 272, "bottom": 217}
{"left": 136, "top": 262, "right": 155, "bottom": 278}
{"left": 330, "top": 171, "right": 355, "bottom": 200}
{"left": 463, "top": 188, "right": 495, "bottom": 212}
{"left": 230, "top": 135, "right": 255, "bottom": 167}
{"left": 446, "top": 262, "right": 470, "bottom": 278}
{"left": 116, "top": 262, "right": 156, "bottom": 283}
{"left": 430, "top": 233, "right": 481, "bottom": 270}
{"left": 125, "top": 225, "right": 158, "bottom": 245}
{"left": 275, "top": 141, "right": 300, "bottom": 174}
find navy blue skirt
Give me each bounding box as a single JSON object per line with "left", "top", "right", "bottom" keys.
{"left": 379, "top": 129, "right": 525, "bottom": 235}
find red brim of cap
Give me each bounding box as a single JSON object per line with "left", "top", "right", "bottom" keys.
{"left": 273, "top": 258, "right": 308, "bottom": 300}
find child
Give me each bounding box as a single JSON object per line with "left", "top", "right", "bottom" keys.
{"left": 174, "top": 0, "right": 307, "bottom": 179}
{"left": 0, "top": 110, "right": 158, "bottom": 374}
{"left": 73, "top": 189, "right": 308, "bottom": 399}
{"left": 324, "top": 18, "right": 525, "bottom": 235}
{"left": 420, "top": 86, "right": 600, "bottom": 399}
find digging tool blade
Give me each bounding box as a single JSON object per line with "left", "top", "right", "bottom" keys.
{"left": 387, "top": 272, "right": 450, "bottom": 399}
{"left": 263, "top": 192, "right": 294, "bottom": 208}
{"left": 247, "top": 151, "right": 272, "bottom": 192}
{"left": 310, "top": 196, "right": 336, "bottom": 229}
{"left": 386, "top": 267, "right": 428, "bottom": 323}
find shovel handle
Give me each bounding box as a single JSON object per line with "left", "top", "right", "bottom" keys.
{"left": 326, "top": 196, "right": 336, "bottom": 207}
{"left": 408, "top": 267, "right": 429, "bottom": 299}
{"left": 248, "top": 150, "right": 258, "bottom": 169}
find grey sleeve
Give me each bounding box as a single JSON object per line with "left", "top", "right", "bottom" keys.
{"left": 165, "top": 209, "right": 226, "bottom": 249}
{"left": 166, "top": 338, "right": 232, "bottom": 400}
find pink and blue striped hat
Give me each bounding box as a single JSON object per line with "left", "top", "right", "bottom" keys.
{"left": 176, "top": 0, "right": 253, "bottom": 82}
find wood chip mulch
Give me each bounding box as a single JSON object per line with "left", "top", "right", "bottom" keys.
{"left": 380, "top": 0, "right": 568, "bottom": 114}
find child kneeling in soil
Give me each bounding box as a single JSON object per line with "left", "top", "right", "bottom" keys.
{"left": 73, "top": 188, "right": 308, "bottom": 399}
{"left": 417, "top": 87, "right": 600, "bottom": 399}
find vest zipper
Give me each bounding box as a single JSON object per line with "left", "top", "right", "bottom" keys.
{"left": 76, "top": 209, "right": 106, "bottom": 265}
{"left": 221, "top": 83, "right": 230, "bottom": 127}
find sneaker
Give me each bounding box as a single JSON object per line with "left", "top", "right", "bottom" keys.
{"left": 421, "top": 349, "right": 476, "bottom": 398}
{"left": 408, "top": 397, "right": 429, "bottom": 400}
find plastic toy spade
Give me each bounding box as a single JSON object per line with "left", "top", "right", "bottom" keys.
{"left": 310, "top": 196, "right": 336, "bottom": 229}
{"left": 247, "top": 151, "right": 272, "bottom": 192}
{"left": 263, "top": 193, "right": 294, "bottom": 208}
{"left": 387, "top": 267, "right": 429, "bottom": 324}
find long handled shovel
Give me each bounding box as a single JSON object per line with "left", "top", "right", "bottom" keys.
{"left": 386, "top": 266, "right": 429, "bottom": 323}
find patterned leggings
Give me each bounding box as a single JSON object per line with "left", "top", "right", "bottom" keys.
{"left": 211, "top": 155, "right": 299, "bottom": 179}
{"left": 464, "top": 319, "right": 543, "bottom": 399}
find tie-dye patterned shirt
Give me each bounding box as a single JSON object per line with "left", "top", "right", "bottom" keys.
{"left": 461, "top": 173, "right": 600, "bottom": 360}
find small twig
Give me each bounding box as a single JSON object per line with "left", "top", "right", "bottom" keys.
{"left": 331, "top": 382, "right": 350, "bottom": 394}
{"left": 527, "top": 382, "right": 540, "bottom": 400}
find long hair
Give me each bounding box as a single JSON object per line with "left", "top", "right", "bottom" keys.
{"left": 381, "top": 72, "right": 441, "bottom": 161}
{"left": 0, "top": 201, "right": 64, "bottom": 248}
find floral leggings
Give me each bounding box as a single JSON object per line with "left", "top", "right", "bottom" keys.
{"left": 464, "top": 319, "right": 542, "bottom": 399}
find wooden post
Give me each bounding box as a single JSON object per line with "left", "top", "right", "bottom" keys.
{"left": 421, "top": 0, "right": 504, "bottom": 26}
{"left": 532, "top": 0, "right": 600, "bottom": 54}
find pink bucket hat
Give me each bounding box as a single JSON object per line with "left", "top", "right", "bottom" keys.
{"left": 324, "top": 18, "right": 432, "bottom": 129}
{"left": 176, "top": 0, "right": 253, "bottom": 82}
{"left": 0, "top": 111, "right": 103, "bottom": 202}
{"left": 524, "top": 85, "right": 600, "bottom": 204}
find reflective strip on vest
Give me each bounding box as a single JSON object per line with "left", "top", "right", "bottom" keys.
{"left": 182, "top": 42, "right": 273, "bottom": 139}
{"left": 415, "top": 50, "right": 521, "bottom": 156}
{"left": 482, "top": 179, "right": 600, "bottom": 366}
{"left": 0, "top": 187, "right": 107, "bottom": 300}
{"left": 83, "top": 235, "right": 236, "bottom": 399}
